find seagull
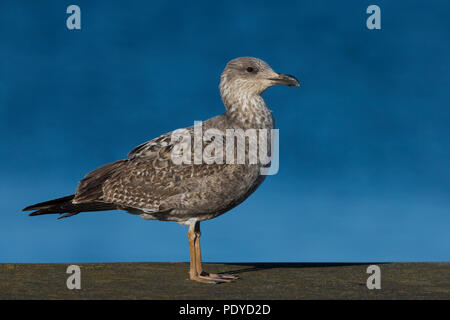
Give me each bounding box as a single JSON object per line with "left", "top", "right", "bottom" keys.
{"left": 23, "top": 57, "right": 300, "bottom": 283}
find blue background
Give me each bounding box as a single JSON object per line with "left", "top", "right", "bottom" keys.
{"left": 0, "top": 0, "right": 449, "bottom": 263}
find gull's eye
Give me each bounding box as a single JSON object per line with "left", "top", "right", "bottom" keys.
{"left": 246, "top": 67, "right": 254, "bottom": 73}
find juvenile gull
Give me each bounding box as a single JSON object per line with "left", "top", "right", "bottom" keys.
{"left": 23, "top": 57, "right": 300, "bottom": 283}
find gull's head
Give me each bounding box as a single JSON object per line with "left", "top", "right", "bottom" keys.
{"left": 220, "top": 57, "right": 300, "bottom": 97}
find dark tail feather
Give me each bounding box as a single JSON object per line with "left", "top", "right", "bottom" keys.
{"left": 23, "top": 195, "right": 75, "bottom": 212}
{"left": 23, "top": 195, "right": 117, "bottom": 219}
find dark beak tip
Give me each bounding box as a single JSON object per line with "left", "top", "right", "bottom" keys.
{"left": 286, "top": 74, "right": 300, "bottom": 87}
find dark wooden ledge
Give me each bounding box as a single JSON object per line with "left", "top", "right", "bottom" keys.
{"left": 1, "top": 262, "right": 449, "bottom": 299}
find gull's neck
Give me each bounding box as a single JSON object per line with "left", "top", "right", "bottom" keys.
{"left": 221, "top": 89, "right": 274, "bottom": 130}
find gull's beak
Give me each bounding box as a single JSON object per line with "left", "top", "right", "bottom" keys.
{"left": 269, "top": 73, "right": 300, "bottom": 87}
